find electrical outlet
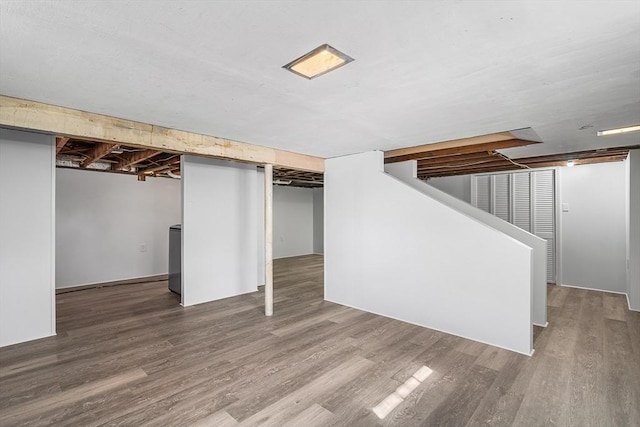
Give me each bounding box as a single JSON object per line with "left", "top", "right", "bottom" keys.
{"left": 139, "top": 244, "right": 147, "bottom": 252}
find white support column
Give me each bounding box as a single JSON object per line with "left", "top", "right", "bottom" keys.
{"left": 265, "top": 164, "right": 274, "bottom": 316}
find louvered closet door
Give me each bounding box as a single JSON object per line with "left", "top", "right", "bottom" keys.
{"left": 493, "top": 174, "right": 510, "bottom": 222}
{"left": 532, "top": 170, "right": 556, "bottom": 283}
{"left": 512, "top": 172, "right": 531, "bottom": 232}
{"left": 472, "top": 169, "right": 556, "bottom": 284}
{"left": 475, "top": 175, "right": 491, "bottom": 213}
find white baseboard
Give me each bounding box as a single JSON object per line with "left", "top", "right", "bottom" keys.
{"left": 559, "top": 283, "right": 628, "bottom": 296}
{"left": 627, "top": 293, "right": 640, "bottom": 312}
{"left": 56, "top": 273, "right": 168, "bottom": 293}
{"left": 273, "top": 253, "right": 316, "bottom": 260}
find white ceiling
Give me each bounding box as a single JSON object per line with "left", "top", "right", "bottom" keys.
{"left": 1, "top": 1, "right": 639, "bottom": 159}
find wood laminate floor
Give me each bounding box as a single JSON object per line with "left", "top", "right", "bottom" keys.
{"left": 1, "top": 255, "right": 639, "bottom": 426}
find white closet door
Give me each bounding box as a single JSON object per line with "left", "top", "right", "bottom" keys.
{"left": 493, "top": 174, "right": 511, "bottom": 222}
{"left": 475, "top": 175, "right": 491, "bottom": 213}
{"left": 532, "top": 170, "right": 556, "bottom": 283}
{"left": 472, "top": 169, "right": 557, "bottom": 284}
{"left": 513, "top": 172, "right": 531, "bottom": 232}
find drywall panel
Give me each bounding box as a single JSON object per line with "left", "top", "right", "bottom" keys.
{"left": 560, "top": 161, "right": 627, "bottom": 293}
{"left": 627, "top": 151, "right": 639, "bottom": 311}
{"left": 0, "top": 128, "right": 55, "bottom": 347}
{"left": 182, "top": 156, "right": 259, "bottom": 306}
{"left": 313, "top": 188, "right": 324, "bottom": 254}
{"left": 387, "top": 160, "right": 547, "bottom": 327}
{"left": 273, "top": 186, "right": 314, "bottom": 258}
{"left": 427, "top": 175, "right": 472, "bottom": 203}
{"left": 326, "top": 151, "right": 533, "bottom": 355}
{"left": 56, "top": 168, "right": 181, "bottom": 288}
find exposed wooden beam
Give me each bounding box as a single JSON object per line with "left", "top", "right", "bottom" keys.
{"left": 386, "top": 138, "right": 537, "bottom": 163}
{"left": 415, "top": 151, "right": 499, "bottom": 167}
{"left": 418, "top": 160, "right": 522, "bottom": 175}
{"left": 0, "top": 95, "right": 324, "bottom": 172}
{"left": 422, "top": 164, "right": 523, "bottom": 178}
{"left": 519, "top": 154, "right": 628, "bottom": 169}
{"left": 421, "top": 148, "right": 634, "bottom": 178}
{"left": 384, "top": 130, "right": 542, "bottom": 163}
{"left": 81, "top": 142, "right": 115, "bottom": 167}
{"left": 55, "top": 136, "right": 69, "bottom": 154}
{"left": 114, "top": 149, "right": 161, "bottom": 170}
{"left": 139, "top": 156, "right": 181, "bottom": 174}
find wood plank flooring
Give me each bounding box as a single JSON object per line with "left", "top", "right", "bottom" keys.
{"left": 1, "top": 255, "right": 639, "bottom": 426}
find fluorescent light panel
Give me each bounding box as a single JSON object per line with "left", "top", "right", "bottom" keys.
{"left": 283, "top": 44, "right": 354, "bottom": 79}
{"left": 597, "top": 125, "right": 640, "bottom": 136}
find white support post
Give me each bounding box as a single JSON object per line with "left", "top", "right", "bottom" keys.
{"left": 265, "top": 164, "right": 273, "bottom": 316}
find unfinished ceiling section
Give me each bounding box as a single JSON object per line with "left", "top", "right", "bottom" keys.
{"left": 56, "top": 138, "right": 180, "bottom": 179}
{"left": 385, "top": 129, "right": 541, "bottom": 178}
{"left": 385, "top": 129, "right": 638, "bottom": 179}
{"left": 55, "top": 138, "right": 324, "bottom": 187}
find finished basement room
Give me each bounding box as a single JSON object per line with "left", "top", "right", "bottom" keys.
{"left": 1, "top": 1, "right": 639, "bottom": 426}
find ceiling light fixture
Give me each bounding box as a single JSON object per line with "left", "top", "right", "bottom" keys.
{"left": 283, "top": 44, "right": 354, "bottom": 79}
{"left": 597, "top": 125, "right": 640, "bottom": 136}
{"left": 566, "top": 160, "right": 575, "bottom": 167}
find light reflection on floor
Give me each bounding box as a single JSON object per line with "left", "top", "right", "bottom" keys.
{"left": 372, "top": 365, "right": 433, "bottom": 419}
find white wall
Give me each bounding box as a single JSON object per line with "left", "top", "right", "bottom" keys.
{"left": 626, "top": 151, "right": 640, "bottom": 311}
{"left": 559, "top": 161, "right": 627, "bottom": 293}
{"left": 273, "top": 186, "right": 314, "bottom": 258}
{"left": 427, "top": 175, "right": 471, "bottom": 203}
{"left": 387, "top": 161, "right": 547, "bottom": 327}
{"left": 182, "top": 156, "right": 259, "bottom": 306}
{"left": 313, "top": 188, "right": 324, "bottom": 254}
{"left": 0, "top": 128, "right": 55, "bottom": 347}
{"left": 56, "top": 168, "right": 181, "bottom": 288}
{"left": 326, "top": 151, "right": 533, "bottom": 355}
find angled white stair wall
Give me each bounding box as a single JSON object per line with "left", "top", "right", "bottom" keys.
{"left": 385, "top": 160, "right": 547, "bottom": 327}
{"left": 325, "top": 151, "right": 534, "bottom": 355}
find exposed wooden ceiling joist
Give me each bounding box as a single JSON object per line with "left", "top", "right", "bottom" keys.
{"left": 0, "top": 95, "right": 324, "bottom": 172}
{"left": 420, "top": 146, "right": 638, "bottom": 178}
{"left": 55, "top": 138, "right": 325, "bottom": 187}
{"left": 418, "top": 151, "right": 501, "bottom": 166}
{"left": 520, "top": 154, "right": 629, "bottom": 169}
{"left": 114, "top": 149, "right": 161, "bottom": 170}
{"left": 55, "top": 136, "right": 69, "bottom": 154}
{"left": 514, "top": 146, "right": 635, "bottom": 165}
{"left": 81, "top": 142, "right": 116, "bottom": 167}
{"left": 142, "top": 156, "right": 181, "bottom": 174}
{"left": 385, "top": 130, "right": 540, "bottom": 163}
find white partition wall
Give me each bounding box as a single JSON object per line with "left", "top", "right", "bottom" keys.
{"left": 181, "top": 156, "right": 260, "bottom": 306}
{"left": 326, "top": 151, "right": 534, "bottom": 355}
{"left": 386, "top": 160, "right": 547, "bottom": 327}
{"left": 0, "top": 128, "right": 55, "bottom": 347}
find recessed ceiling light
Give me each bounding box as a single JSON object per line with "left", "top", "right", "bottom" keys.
{"left": 283, "top": 44, "right": 354, "bottom": 79}
{"left": 597, "top": 125, "right": 640, "bottom": 136}
{"left": 566, "top": 160, "right": 575, "bottom": 167}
